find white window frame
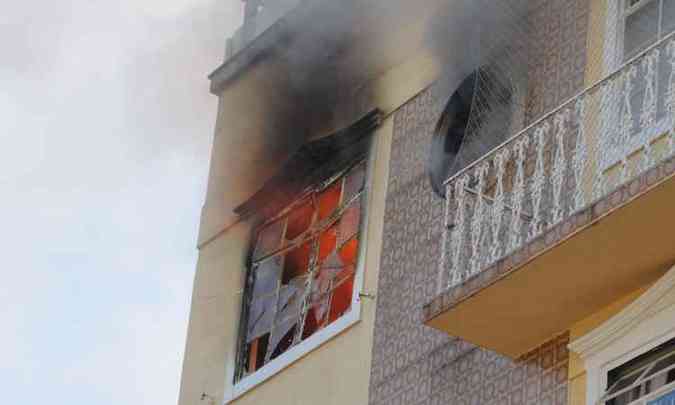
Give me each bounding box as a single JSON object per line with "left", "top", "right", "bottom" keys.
{"left": 604, "top": 0, "right": 674, "bottom": 73}
{"left": 601, "top": 0, "right": 672, "bottom": 171}
{"left": 221, "top": 139, "right": 379, "bottom": 404}
{"left": 569, "top": 264, "right": 675, "bottom": 405}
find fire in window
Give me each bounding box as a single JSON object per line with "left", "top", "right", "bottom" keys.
{"left": 232, "top": 110, "right": 380, "bottom": 382}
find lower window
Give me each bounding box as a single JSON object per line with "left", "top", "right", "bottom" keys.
{"left": 602, "top": 338, "right": 675, "bottom": 405}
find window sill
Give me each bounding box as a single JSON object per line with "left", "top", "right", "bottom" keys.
{"left": 224, "top": 305, "right": 362, "bottom": 404}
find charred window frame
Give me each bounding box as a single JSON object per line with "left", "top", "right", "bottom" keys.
{"left": 233, "top": 160, "right": 368, "bottom": 383}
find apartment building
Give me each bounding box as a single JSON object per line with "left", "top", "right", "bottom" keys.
{"left": 179, "top": 1, "right": 675, "bottom": 404}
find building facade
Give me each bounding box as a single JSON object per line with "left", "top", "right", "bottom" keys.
{"left": 179, "top": 1, "right": 675, "bottom": 404}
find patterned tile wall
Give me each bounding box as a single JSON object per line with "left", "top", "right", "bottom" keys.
{"left": 526, "top": 0, "right": 589, "bottom": 124}
{"left": 368, "top": 1, "right": 589, "bottom": 404}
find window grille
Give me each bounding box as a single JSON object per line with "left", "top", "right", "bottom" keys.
{"left": 601, "top": 338, "right": 675, "bottom": 404}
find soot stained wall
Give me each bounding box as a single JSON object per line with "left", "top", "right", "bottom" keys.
{"left": 368, "top": 2, "right": 589, "bottom": 402}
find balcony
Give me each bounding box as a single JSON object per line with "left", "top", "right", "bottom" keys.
{"left": 424, "top": 33, "right": 675, "bottom": 358}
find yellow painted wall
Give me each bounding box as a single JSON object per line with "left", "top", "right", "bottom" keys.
{"left": 197, "top": 59, "right": 305, "bottom": 247}
{"left": 584, "top": 0, "right": 608, "bottom": 86}
{"left": 178, "top": 46, "right": 441, "bottom": 405}
{"left": 178, "top": 221, "right": 251, "bottom": 405}
{"left": 567, "top": 284, "right": 653, "bottom": 405}
{"left": 566, "top": 9, "right": 667, "bottom": 402}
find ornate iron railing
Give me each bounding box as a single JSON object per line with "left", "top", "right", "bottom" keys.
{"left": 437, "top": 32, "right": 675, "bottom": 293}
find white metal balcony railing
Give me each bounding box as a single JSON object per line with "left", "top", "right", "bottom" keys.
{"left": 437, "top": 33, "right": 675, "bottom": 293}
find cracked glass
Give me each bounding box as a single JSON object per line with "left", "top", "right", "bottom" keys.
{"left": 236, "top": 162, "right": 367, "bottom": 380}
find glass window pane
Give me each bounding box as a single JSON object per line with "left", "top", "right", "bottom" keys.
{"left": 317, "top": 181, "right": 342, "bottom": 220}
{"left": 647, "top": 371, "right": 669, "bottom": 393}
{"left": 327, "top": 274, "right": 354, "bottom": 323}
{"left": 649, "top": 390, "right": 675, "bottom": 404}
{"left": 317, "top": 225, "right": 338, "bottom": 263}
{"left": 645, "top": 353, "right": 675, "bottom": 379}
{"left": 624, "top": 1, "right": 660, "bottom": 59}
{"left": 268, "top": 318, "right": 297, "bottom": 361}
{"left": 339, "top": 237, "right": 359, "bottom": 268}
{"left": 253, "top": 219, "right": 285, "bottom": 260}
{"left": 310, "top": 298, "right": 331, "bottom": 331}
{"left": 342, "top": 163, "right": 366, "bottom": 203}
{"left": 276, "top": 275, "right": 306, "bottom": 321}
{"left": 252, "top": 257, "right": 282, "bottom": 298}
{"left": 282, "top": 242, "right": 312, "bottom": 284}
{"left": 338, "top": 199, "right": 361, "bottom": 246}
{"left": 301, "top": 305, "right": 322, "bottom": 340}
{"left": 248, "top": 334, "right": 269, "bottom": 373}
{"left": 311, "top": 251, "right": 343, "bottom": 311}
{"left": 609, "top": 371, "right": 644, "bottom": 395}
{"left": 285, "top": 199, "right": 314, "bottom": 241}
{"left": 247, "top": 294, "right": 277, "bottom": 342}
{"left": 662, "top": 0, "right": 675, "bottom": 35}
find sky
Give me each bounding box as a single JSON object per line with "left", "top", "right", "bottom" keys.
{"left": 1, "top": 1, "right": 240, "bottom": 403}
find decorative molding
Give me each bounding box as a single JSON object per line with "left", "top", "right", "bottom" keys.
{"left": 568, "top": 264, "right": 675, "bottom": 360}
{"left": 568, "top": 263, "right": 675, "bottom": 404}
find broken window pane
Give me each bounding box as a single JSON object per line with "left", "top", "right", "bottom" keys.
{"left": 268, "top": 318, "right": 297, "bottom": 361}
{"left": 252, "top": 256, "right": 282, "bottom": 298}
{"left": 285, "top": 199, "right": 314, "bottom": 241}
{"left": 276, "top": 276, "right": 306, "bottom": 322}
{"left": 338, "top": 199, "right": 361, "bottom": 246}
{"left": 317, "top": 225, "right": 338, "bottom": 263}
{"left": 247, "top": 294, "right": 277, "bottom": 342}
{"left": 310, "top": 250, "right": 343, "bottom": 314}
{"left": 248, "top": 333, "right": 269, "bottom": 373}
{"left": 317, "top": 180, "right": 342, "bottom": 221}
{"left": 339, "top": 237, "right": 359, "bottom": 268}
{"left": 320, "top": 250, "right": 344, "bottom": 276}
{"left": 314, "top": 251, "right": 343, "bottom": 297}
{"left": 237, "top": 157, "right": 368, "bottom": 381}
{"left": 328, "top": 274, "right": 354, "bottom": 323}
{"left": 254, "top": 219, "right": 285, "bottom": 260}
{"left": 624, "top": 0, "right": 659, "bottom": 59}
{"left": 282, "top": 241, "right": 312, "bottom": 284}
{"left": 313, "top": 296, "right": 331, "bottom": 326}
{"left": 342, "top": 163, "right": 366, "bottom": 203}
{"left": 301, "top": 306, "right": 321, "bottom": 340}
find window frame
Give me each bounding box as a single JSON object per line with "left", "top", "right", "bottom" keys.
{"left": 600, "top": 0, "right": 675, "bottom": 171}
{"left": 226, "top": 147, "right": 377, "bottom": 402}
{"left": 599, "top": 338, "right": 675, "bottom": 404}
{"left": 568, "top": 264, "right": 675, "bottom": 405}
